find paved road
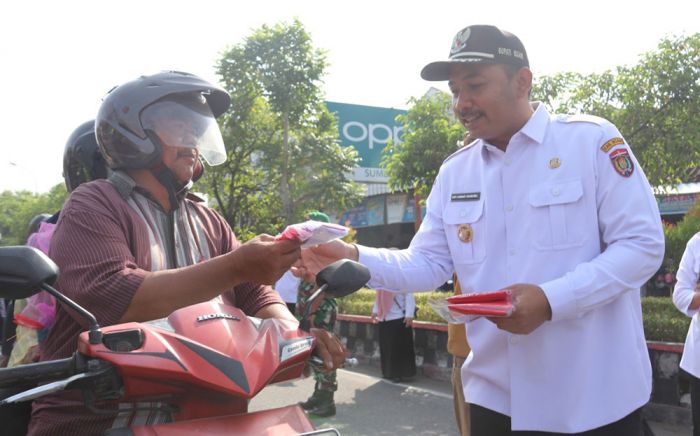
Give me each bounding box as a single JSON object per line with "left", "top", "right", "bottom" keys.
{"left": 250, "top": 363, "right": 459, "bottom": 435}
{"left": 250, "top": 363, "right": 691, "bottom": 436}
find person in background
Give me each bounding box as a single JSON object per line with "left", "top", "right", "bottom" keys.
{"left": 275, "top": 270, "right": 300, "bottom": 315}
{"left": 10, "top": 120, "right": 109, "bottom": 369}
{"left": 1, "top": 215, "right": 49, "bottom": 362}
{"left": 7, "top": 213, "right": 53, "bottom": 368}
{"left": 297, "top": 24, "right": 664, "bottom": 435}
{"left": 0, "top": 213, "right": 52, "bottom": 436}
{"left": 297, "top": 210, "right": 339, "bottom": 417}
{"left": 371, "top": 283, "right": 416, "bottom": 383}
{"left": 672, "top": 231, "right": 700, "bottom": 436}
{"left": 0, "top": 118, "right": 110, "bottom": 436}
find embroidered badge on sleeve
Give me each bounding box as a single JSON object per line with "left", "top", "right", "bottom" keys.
{"left": 610, "top": 149, "right": 634, "bottom": 177}
{"left": 601, "top": 137, "right": 625, "bottom": 153}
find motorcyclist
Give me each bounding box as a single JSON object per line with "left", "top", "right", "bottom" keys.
{"left": 12, "top": 120, "right": 110, "bottom": 365}
{"left": 1, "top": 119, "right": 109, "bottom": 436}
{"left": 28, "top": 71, "right": 346, "bottom": 435}
{"left": 62, "top": 119, "right": 109, "bottom": 193}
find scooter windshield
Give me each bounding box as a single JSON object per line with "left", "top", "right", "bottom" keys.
{"left": 141, "top": 95, "right": 227, "bottom": 166}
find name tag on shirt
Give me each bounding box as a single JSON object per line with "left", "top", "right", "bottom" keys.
{"left": 451, "top": 192, "right": 480, "bottom": 202}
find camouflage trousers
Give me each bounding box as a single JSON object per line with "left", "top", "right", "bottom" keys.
{"left": 296, "top": 281, "right": 338, "bottom": 392}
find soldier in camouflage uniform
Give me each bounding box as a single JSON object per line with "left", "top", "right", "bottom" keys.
{"left": 297, "top": 278, "right": 338, "bottom": 417}
{"left": 296, "top": 211, "right": 339, "bottom": 417}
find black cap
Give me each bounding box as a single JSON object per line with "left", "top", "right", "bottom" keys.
{"left": 421, "top": 25, "right": 529, "bottom": 81}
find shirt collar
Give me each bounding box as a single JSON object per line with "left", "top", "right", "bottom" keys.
{"left": 108, "top": 170, "right": 137, "bottom": 200}
{"left": 108, "top": 170, "right": 195, "bottom": 205}
{"left": 519, "top": 101, "right": 549, "bottom": 144}
{"left": 478, "top": 102, "right": 550, "bottom": 159}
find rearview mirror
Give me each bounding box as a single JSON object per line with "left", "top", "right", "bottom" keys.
{"left": 316, "top": 260, "right": 370, "bottom": 298}
{"left": 0, "top": 246, "right": 58, "bottom": 299}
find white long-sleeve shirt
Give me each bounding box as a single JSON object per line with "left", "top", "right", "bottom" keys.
{"left": 274, "top": 270, "right": 300, "bottom": 304}
{"left": 372, "top": 292, "right": 416, "bottom": 322}
{"left": 673, "top": 232, "right": 700, "bottom": 378}
{"left": 357, "top": 103, "right": 664, "bottom": 432}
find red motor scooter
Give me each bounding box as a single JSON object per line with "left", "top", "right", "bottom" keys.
{"left": 0, "top": 246, "right": 369, "bottom": 435}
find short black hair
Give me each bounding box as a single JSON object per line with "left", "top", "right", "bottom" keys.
{"left": 501, "top": 63, "right": 521, "bottom": 79}
{"left": 501, "top": 64, "right": 532, "bottom": 97}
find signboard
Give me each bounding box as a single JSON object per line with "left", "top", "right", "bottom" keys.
{"left": 339, "top": 203, "right": 368, "bottom": 229}
{"left": 386, "top": 193, "right": 407, "bottom": 224}
{"left": 657, "top": 193, "right": 700, "bottom": 215}
{"left": 366, "top": 196, "right": 385, "bottom": 226}
{"left": 338, "top": 193, "right": 426, "bottom": 228}
{"left": 326, "top": 101, "right": 406, "bottom": 183}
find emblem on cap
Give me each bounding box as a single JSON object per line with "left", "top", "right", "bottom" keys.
{"left": 610, "top": 148, "right": 634, "bottom": 177}
{"left": 458, "top": 224, "right": 473, "bottom": 243}
{"left": 450, "top": 28, "right": 471, "bottom": 55}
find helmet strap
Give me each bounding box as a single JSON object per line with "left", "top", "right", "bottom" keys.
{"left": 150, "top": 164, "right": 187, "bottom": 212}
{"left": 192, "top": 157, "right": 204, "bottom": 183}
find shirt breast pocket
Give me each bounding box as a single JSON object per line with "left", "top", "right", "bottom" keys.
{"left": 528, "top": 179, "right": 585, "bottom": 250}
{"left": 443, "top": 200, "right": 486, "bottom": 264}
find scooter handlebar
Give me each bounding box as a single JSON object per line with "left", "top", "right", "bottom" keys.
{"left": 0, "top": 354, "right": 81, "bottom": 389}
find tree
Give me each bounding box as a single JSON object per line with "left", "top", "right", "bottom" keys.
{"left": 381, "top": 92, "right": 465, "bottom": 199}
{"left": 0, "top": 183, "right": 68, "bottom": 246}
{"left": 532, "top": 33, "right": 700, "bottom": 190}
{"left": 663, "top": 202, "right": 700, "bottom": 274}
{"left": 202, "top": 19, "right": 361, "bottom": 239}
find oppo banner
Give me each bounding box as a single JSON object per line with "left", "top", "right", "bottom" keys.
{"left": 326, "top": 101, "right": 406, "bottom": 183}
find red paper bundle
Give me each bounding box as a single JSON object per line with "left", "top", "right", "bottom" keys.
{"left": 446, "top": 289, "right": 514, "bottom": 317}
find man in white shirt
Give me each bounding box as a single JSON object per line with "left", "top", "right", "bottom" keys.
{"left": 297, "top": 24, "right": 664, "bottom": 435}
{"left": 672, "top": 231, "right": 700, "bottom": 436}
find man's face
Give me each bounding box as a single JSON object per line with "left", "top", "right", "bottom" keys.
{"left": 448, "top": 63, "right": 526, "bottom": 148}
{"left": 154, "top": 117, "right": 200, "bottom": 183}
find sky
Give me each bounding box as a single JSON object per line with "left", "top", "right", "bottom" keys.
{"left": 1, "top": 0, "right": 699, "bottom": 193}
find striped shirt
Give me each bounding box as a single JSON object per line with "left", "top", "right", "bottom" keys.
{"left": 29, "top": 173, "right": 283, "bottom": 435}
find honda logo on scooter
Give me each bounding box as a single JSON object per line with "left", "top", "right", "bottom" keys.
{"left": 196, "top": 313, "right": 241, "bottom": 322}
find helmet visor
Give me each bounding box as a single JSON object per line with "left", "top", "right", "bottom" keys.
{"left": 141, "top": 95, "right": 227, "bottom": 166}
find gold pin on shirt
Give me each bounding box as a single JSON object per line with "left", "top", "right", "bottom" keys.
{"left": 458, "top": 224, "right": 473, "bottom": 243}
{"left": 549, "top": 157, "right": 561, "bottom": 169}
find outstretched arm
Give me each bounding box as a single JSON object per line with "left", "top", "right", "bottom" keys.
{"left": 122, "top": 235, "right": 301, "bottom": 322}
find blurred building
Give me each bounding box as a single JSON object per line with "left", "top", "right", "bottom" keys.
{"left": 325, "top": 101, "right": 422, "bottom": 248}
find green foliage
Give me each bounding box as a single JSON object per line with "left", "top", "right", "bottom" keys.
{"left": 0, "top": 183, "right": 68, "bottom": 246}
{"left": 205, "top": 19, "right": 361, "bottom": 237}
{"left": 642, "top": 297, "right": 691, "bottom": 343}
{"left": 243, "top": 19, "right": 327, "bottom": 126}
{"left": 414, "top": 291, "right": 453, "bottom": 323}
{"left": 533, "top": 33, "right": 700, "bottom": 189}
{"left": 663, "top": 202, "right": 700, "bottom": 273}
{"left": 337, "top": 288, "right": 449, "bottom": 324}
{"left": 381, "top": 93, "right": 466, "bottom": 199}
{"left": 338, "top": 290, "right": 693, "bottom": 343}
{"left": 336, "top": 289, "right": 374, "bottom": 315}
